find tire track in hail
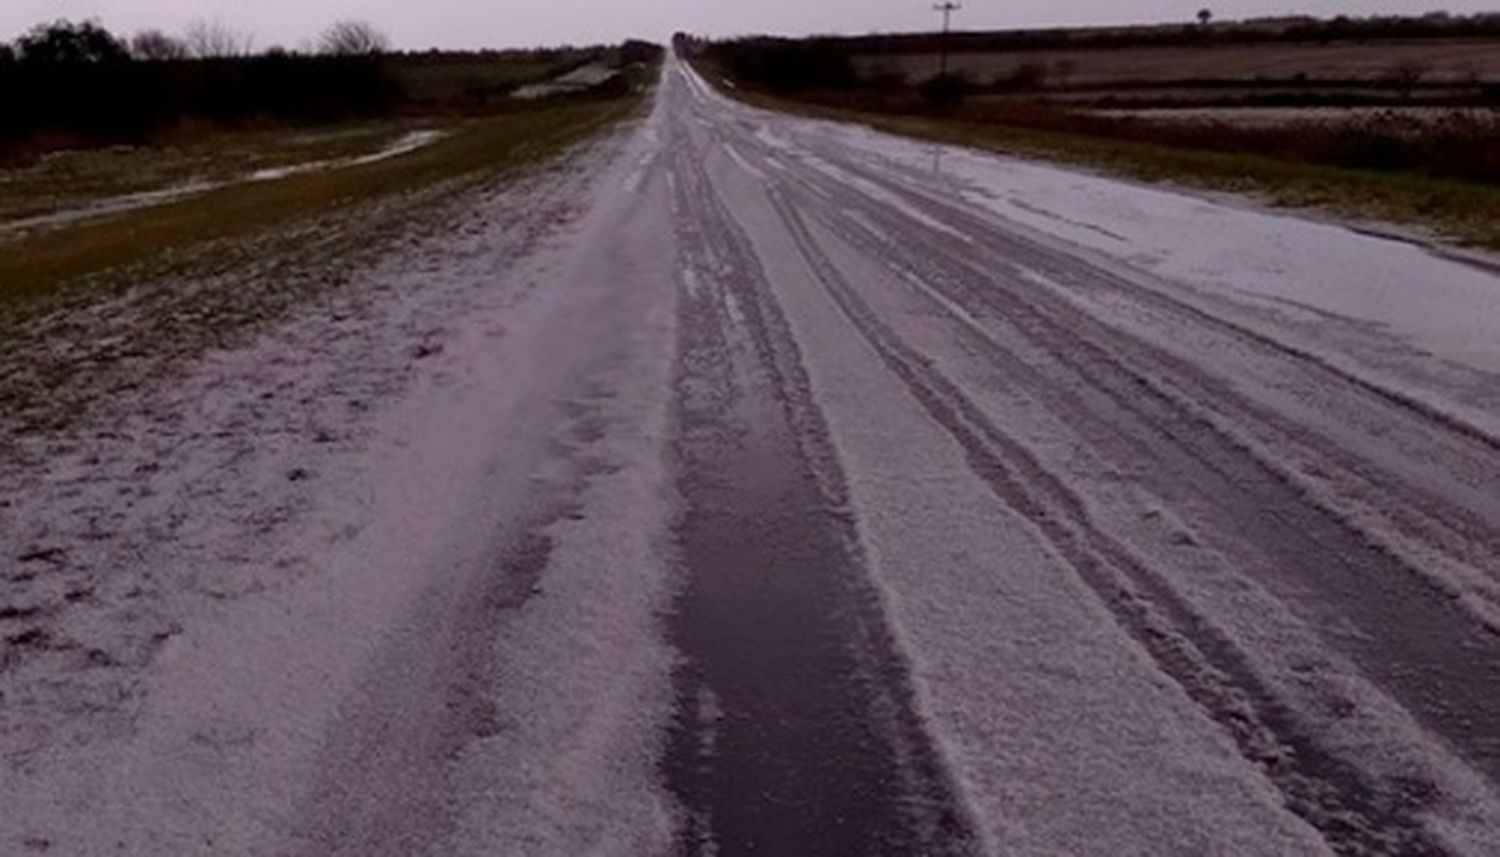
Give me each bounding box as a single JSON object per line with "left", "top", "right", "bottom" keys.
{"left": 658, "top": 98, "right": 983, "bottom": 857}
{"left": 775, "top": 161, "right": 1500, "bottom": 790}
{"left": 813, "top": 136, "right": 1500, "bottom": 458}
{"left": 764, "top": 183, "right": 1449, "bottom": 857}
{"left": 792, "top": 139, "right": 1500, "bottom": 580}
{"left": 812, "top": 142, "right": 1500, "bottom": 541}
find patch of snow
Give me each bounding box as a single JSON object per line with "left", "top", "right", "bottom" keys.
{"left": 1, "top": 130, "right": 446, "bottom": 237}
{"left": 513, "top": 64, "right": 621, "bottom": 100}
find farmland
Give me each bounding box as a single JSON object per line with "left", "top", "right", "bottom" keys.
{"left": 855, "top": 39, "right": 1500, "bottom": 89}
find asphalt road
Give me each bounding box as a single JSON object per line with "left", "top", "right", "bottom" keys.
{"left": 5, "top": 57, "right": 1500, "bottom": 857}
{"left": 658, "top": 58, "right": 1500, "bottom": 857}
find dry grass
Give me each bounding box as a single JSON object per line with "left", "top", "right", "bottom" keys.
{"left": 1083, "top": 106, "right": 1498, "bottom": 126}
{"left": 393, "top": 58, "right": 564, "bottom": 105}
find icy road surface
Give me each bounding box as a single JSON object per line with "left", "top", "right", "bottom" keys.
{"left": 5, "top": 56, "right": 1500, "bottom": 857}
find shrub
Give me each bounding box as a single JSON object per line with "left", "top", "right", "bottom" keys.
{"left": 17, "top": 19, "right": 129, "bottom": 64}
{"left": 0, "top": 53, "right": 399, "bottom": 146}
{"left": 709, "top": 39, "right": 856, "bottom": 92}
{"left": 619, "top": 40, "right": 663, "bottom": 65}
{"left": 919, "top": 72, "right": 974, "bottom": 107}
{"left": 964, "top": 103, "right": 1500, "bottom": 184}
{"left": 998, "top": 61, "right": 1049, "bottom": 92}
{"left": 864, "top": 63, "right": 909, "bottom": 91}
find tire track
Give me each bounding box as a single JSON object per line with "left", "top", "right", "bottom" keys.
{"left": 765, "top": 184, "right": 1449, "bottom": 857}
{"left": 772, "top": 162, "right": 1500, "bottom": 796}
{"left": 816, "top": 138, "right": 1500, "bottom": 458}
{"left": 813, "top": 142, "right": 1500, "bottom": 549}
{"left": 796, "top": 145, "right": 1500, "bottom": 583}
{"left": 659, "top": 103, "right": 982, "bottom": 857}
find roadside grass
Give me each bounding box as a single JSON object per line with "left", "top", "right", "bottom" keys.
{"left": 394, "top": 58, "right": 564, "bottom": 105}
{"left": 0, "top": 95, "right": 641, "bottom": 306}
{"left": 0, "top": 122, "right": 410, "bottom": 224}
{"left": 0, "top": 81, "right": 654, "bottom": 435}
{"left": 705, "top": 79, "right": 1500, "bottom": 251}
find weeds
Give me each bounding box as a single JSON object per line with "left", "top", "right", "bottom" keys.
{"left": 951, "top": 101, "right": 1500, "bottom": 184}
{"left": 709, "top": 38, "right": 857, "bottom": 93}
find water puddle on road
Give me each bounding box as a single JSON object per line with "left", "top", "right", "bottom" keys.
{"left": 661, "top": 263, "right": 977, "bottom": 856}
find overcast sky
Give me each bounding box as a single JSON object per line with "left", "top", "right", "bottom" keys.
{"left": 3, "top": 1, "right": 1491, "bottom": 51}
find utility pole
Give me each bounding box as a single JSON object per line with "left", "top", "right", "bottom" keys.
{"left": 933, "top": 2, "right": 961, "bottom": 77}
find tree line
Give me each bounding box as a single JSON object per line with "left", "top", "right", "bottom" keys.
{"left": 0, "top": 21, "right": 404, "bottom": 152}
{"left": 0, "top": 18, "right": 391, "bottom": 64}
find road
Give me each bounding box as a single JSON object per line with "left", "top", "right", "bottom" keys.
{"left": 5, "top": 57, "right": 1500, "bottom": 857}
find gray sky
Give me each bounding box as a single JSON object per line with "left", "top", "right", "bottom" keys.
{"left": 3, "top": 1, "right": 1492, "bottom": 51}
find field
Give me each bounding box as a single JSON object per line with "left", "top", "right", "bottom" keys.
{"left": 856, "top": 39, "right": 1500, "bottom": 88}
{"left": 390, "top": 55, "right": 568, "bottom": 106}
{"left": 0, "top": 123, "right": 413, "bottom": 228}
{"left": 1085, "top": 105, "right": 1498, "bottom": 127}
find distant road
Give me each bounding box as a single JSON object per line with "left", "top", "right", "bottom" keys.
{"left": 5, "top": 56, "right": 1500, "bottom": 857}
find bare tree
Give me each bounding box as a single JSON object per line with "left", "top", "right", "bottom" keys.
{"left": 183, "top": 19, "right": 254, "bottom": 58}
{"left": 131, "top": 29, "right": 188, "bottom": 61}
{"left": 319, "top": 20, "right": 391, "bottom": 56}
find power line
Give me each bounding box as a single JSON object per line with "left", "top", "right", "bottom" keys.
{"left": 933, "top": 2, "right": 961, "bottom": 77}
